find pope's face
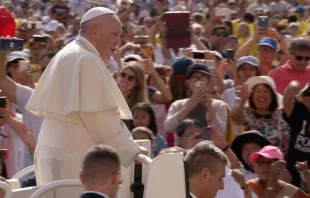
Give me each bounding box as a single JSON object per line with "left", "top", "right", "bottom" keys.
{"left": 96, "top": 15, "right": 122, "bottom": 62}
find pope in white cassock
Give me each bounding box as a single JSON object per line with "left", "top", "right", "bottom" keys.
{"left": 25, "top": 7, "right": 141, "bottom": 185}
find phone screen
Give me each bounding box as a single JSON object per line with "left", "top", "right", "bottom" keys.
{"left": 192, "top": 51, "right": 205, "bottom": 59}
{"left": 201, "top": 126, "right": 211, "bottom": 140}
{"left": 258, "top": 16, "right": 268, "bottom": 29}
{"left": 33, "top": 35, "right": 48, "bottom": 43}
{"left": 0, "top": 97, "right": 6, "bottom": 108}
{"left": 0, "top": 149, "right": 8, "bottom": 159}
{"left": 226, "top": 49, "right": 235, "bottom": 61}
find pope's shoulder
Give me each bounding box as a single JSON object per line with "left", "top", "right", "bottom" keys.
{"left": 53, "top": 40, "right": 98, "bottom": 63}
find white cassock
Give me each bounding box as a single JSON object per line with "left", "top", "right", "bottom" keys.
{"left": 25, "top": 35, "right": 141, "bottom": 185}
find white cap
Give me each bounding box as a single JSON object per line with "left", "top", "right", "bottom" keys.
{"left": 81, "top": 7, "right": 115, "bottom": 24}
{"left": 43, "top": 20, "right": 59, "bottom": 32}
{"left": 245, "top": 76, "right": 283, "bottom": 109}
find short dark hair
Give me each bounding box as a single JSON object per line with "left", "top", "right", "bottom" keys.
{"left": 243, "top": 13, "right": 255, "bottom": 23}
{"left": 212, "top": 25, "right": 228, "bottom": 35}
{"left": 249, "top": 84, "right": 278, "bottom": 112}
{"left": 289, "top": 38, "right": 310, "bottom": 54}
{"left": 176, "top": 119, "right": 202, "bottom": 137}
{"left": 82, "top": 145, "right": 120, "bottom": 183}
{"left": 288, "top": 14, "right": 298, "bottom": 23}
{"left": 185, "top": 144, "right": 229, "bottom": 178}
{"left": 131, "top": 102, "right": 158, "bottom": 135}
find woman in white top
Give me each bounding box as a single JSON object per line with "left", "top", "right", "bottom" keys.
{"left": 165, "top": 63, "right": 228, "bottom": 136}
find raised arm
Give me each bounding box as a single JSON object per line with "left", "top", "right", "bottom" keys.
{"left": 0, "top": 51, "right": 17, "bottom": 104}
{"left": 283, "top": 81, "right": 300, "bottom": 117}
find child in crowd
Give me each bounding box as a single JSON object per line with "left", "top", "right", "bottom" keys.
{"left": 131, "top": 103, "right": 167, "bottom": 156}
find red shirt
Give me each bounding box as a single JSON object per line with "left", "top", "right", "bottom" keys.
{"left": 268, "top": 61, "right": 310, "bottom": 95}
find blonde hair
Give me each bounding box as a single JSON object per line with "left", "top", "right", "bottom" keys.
{"left": 122, "top": 62, "right": 149, "bottom": 109}
{"left": 237, "top": 22, "right": 250, "bottom": 38}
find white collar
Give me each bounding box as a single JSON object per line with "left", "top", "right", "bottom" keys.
{"left": 190, "top": 192, "right": 198, "bottom": 198}
{"left": 75, "top": 35, "right": 100, "bottom": 56}
{"left": 83, "top": 191, "right": 110, "bottom": 198}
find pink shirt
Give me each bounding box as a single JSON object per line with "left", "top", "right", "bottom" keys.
{"left": 268, "top": 61, "right": 310, "bottom": 94}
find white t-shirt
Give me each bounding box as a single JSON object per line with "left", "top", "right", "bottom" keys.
{"left": 269, "top": 1, "right": 291, "bottom": 14}
{"left": 216, "top": 168, "right": 244, "bottom": 198}
{"left": 0, "top": 115, "right": 25, "bottom": 178}
{"left": 16, "top": 84, "right": 43, "bottom": 166}
{"left": 221, "top": 88, "right": 240, "bottom": 135}
{"left": 246, "top": 2, "right": 270, "bottom": 14}
{"left": 16, "top": 84, "right": 43, "bottom": 140}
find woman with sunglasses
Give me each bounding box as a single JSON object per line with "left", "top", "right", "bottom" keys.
{"left": 232, "top": 76, "right": 290, "bottom": 151}
{"left": 283, "top": 81, "right": 310, "bottom": 188}
{"left": 119, "top": 59, "right": 172, "bottom": 109}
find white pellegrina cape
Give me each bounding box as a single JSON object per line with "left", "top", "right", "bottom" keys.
{"left": 26, "top": 35, "right": 140, "bottom": 185}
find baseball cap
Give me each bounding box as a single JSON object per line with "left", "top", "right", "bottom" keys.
{"left": 249, "top": 145, "right": 283, "bottom": 163}
{"left": 7, "top": 51, "right": 29, "bottom": 62}
{"left": 258, "top": 38, "right": 277, "bottom": 50}
{"left": 186, "top": 63, "right": 211, "bottom": 79}
{"left": 236, "top": 56, "right": 258, "bottom": 68}
{"left": 295, "top": 6, "right": 306, "bottom": 13}
{"left": 172, "top": 57, "right": 194, "bottom": 76}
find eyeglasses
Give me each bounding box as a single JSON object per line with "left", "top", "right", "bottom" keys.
{"left": 255, "top": 160, "right": 276, "bottom": 167}
{"left": 295, "top": 55, "right": 310, "bottom": 62}
{"left": 120, "top": 72, "right": 135, "bottom": 82}
{"left": 214, "top": 32, "right": 228, "bottom": 37}
{"left": 189, "top": 76, "right": 209, "bottom": 82}
{"left": 258, "top": 47, "right": 275, "bottom": 52}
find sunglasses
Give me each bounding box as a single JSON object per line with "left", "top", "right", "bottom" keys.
{"left": 120, "top": 72, "right": 135, "bottom": 82}
{"left": 214, "top": 32, "right": 228, "bottom": 37}
{"left": 295, "top": 55, "right": 310, "bottom": 61}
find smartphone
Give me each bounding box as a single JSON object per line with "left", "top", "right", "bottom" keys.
{"left": 154, "top": 66, "right": 165, "bottom": 75}
{"left": 0, "top": 149, "right": 8, "bottom": 159}
{"left": 205, "top": 60, "right": 216, "bottom": 73}
{"left": 133, "top": 35, "right": 149, "bottom": 45}
{"left": 33, "top": 35, "right": 48, "bottom": 43}
{"left": 0, "top": 97, "right": 6, "bottom": 118}
{"left": 226, "top": 49, "right": 235, "bottom": 61}
{"left": 201, "top": 126, "right": 211, "bottom": 140}
{"left": 27, "top": 21, "right": 42, "bottom": 30}
{"left": 192, "top": 51, "right": 205, "bottom": 59}
{"left": 258, "top": 16, "right": 268, "bottom": 29}
{"left": 0, "top": 38, "right": 23, "bottom": 51}
{"left": 0, "top": 96, "right": 6, "bottom": 108}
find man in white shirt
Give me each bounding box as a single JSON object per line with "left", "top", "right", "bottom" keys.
{"left": 246, "top": 0, "right": 270, "bottom": 14}
{"left": 80, "top": 145, "right": 121, "bottom": 198}
{"left": 269, "top": 0, "right": 291, "bottom": 15}
{"left": 26, "top": 7, "right": 141, "bottom": 185}
{"left": 185, "top": 143, "right": 229, "bottom": 198}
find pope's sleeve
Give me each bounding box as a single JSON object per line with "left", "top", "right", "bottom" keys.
{"left": 77, "top": 56, "right": 140, "bottom": 167}
{"left": 79, "top": 110, "right": 141, "bottom": 168}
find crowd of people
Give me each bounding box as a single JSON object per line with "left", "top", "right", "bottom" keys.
{"left": 1, "top": 0, "right": 310, "bottom": 197}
